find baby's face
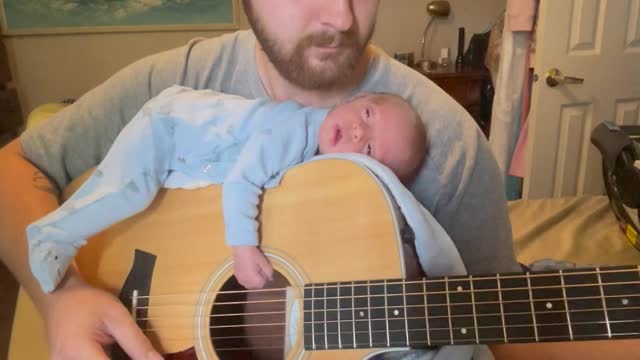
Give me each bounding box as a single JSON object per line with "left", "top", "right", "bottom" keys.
{"left": 318, "top": 93, "right": 425, "bottom": 181}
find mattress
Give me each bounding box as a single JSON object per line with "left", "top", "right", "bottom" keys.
{"left": 509, "top": 195, "right": 640, "bottom": 267}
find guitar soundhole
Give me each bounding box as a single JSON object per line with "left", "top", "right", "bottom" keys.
{"left": 211, "top": 271, "right": 289, "bottom": 360}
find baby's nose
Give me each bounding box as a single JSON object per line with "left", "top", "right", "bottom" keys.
{"left": 351, "top": 123, "right": 363, "bottom": 142}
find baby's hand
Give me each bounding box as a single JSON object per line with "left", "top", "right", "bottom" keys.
{"left": 233, "top": 246, "right": 274, "bottom": 289}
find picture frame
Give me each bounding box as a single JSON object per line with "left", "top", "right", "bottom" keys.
{"left": 0, "top": 0, "right": 240, "bottom": 36}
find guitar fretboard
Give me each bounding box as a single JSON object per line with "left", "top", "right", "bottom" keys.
{"left": 302, "top": 265, "right": 640, "bottom": 350}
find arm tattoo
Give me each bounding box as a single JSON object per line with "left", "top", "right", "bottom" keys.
{"left": 32, "top": 170, "right": 61, "bottom": 199}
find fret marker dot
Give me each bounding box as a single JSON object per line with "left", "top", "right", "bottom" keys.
{"left": 546, "top": 302, "right": 553, "bottom": 309}
{"left": 622, "top": 298, "right": 630, "bottom": 306}
{"left": 393, "top": 309, "right": 399, "bottom": 316}
{"left": 457, "top": 286, "right": 463, "bottom": 292}
{"left": 461, "top": 328, "right": 467, "bottom": 335}
{"left": 359, "top": 311, "right": 365, "bottom": 317}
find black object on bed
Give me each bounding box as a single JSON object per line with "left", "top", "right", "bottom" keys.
{"left": 591, "top": 122, "right": 640, "bottom": 250}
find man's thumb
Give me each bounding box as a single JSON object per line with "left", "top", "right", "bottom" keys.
{"left": 105, "top": 304, "right": 163, "bottom": 360}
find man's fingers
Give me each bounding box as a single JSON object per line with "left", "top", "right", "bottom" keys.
{"left": 62, "top": 342, "right": 111, "bottom": 360}
{"left": 105, "top": 305, "right": 162, "bottom": 360}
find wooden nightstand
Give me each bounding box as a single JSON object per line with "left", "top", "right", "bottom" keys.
{"left": 1, "top": 39, "right": 22, "bottom": 140}
{"left": 414, "top": 65, "right": 494, "bottom": 138}
{"left": 0, "top": 86, "right": 22, "bottom": 138}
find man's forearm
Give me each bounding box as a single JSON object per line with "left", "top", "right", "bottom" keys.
{"left": 491, "top": 339, "right": 640, "bottom": 359}
{"left": 0, "top": 139, "right": 81, "bottom": 313}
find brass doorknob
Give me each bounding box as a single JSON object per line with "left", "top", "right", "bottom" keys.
{"left": 545, "top": 68, "right": 585, "bottom": 87}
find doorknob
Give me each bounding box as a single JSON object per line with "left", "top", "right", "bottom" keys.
{"left": 545, "top": 68, "right": 585, "bottom": 87}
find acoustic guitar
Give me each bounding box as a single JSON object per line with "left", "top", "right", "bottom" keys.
{"left": 9, "top": 159, "right": 640, "bottom": 359}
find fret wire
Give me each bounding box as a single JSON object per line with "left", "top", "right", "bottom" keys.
{"left": 445, "top": 276, "right": 453, "bottom": 345}
{"left": 423, "top": 278, "right": 431, "bottom": 346}
{"left": 402, "top": 279, "right": 409, "bottom": 346}
{"left": 311, "top": 283, "right": 316, "bottom": 350}
{"left": 323, "top": 284, "right": 328, "bottom": 349}
{"left": 560, "top": 269, "right": 573, "bottom": 341}
{"left": 301, "top": 279, "right": 640, "bottom": 302}
{"left": 304, "top": 303, "right": 640, "bottom": 325}
{"left": 351, "top": 282, "right": 356, "bottom": 348}
{"left": 337, "top": 281, "right": 342, "bottom": 349}
{"left": 308, "top": 320, "right": 640, "bottom": 334}
{"left": 367, "top": 280, "right": 373, "bottom": 348}
{"left": 470, "top": 275, "right": 479, "bottom": 344}
{"left": 384, "top": 279, "right": 390, "bottom": 347}
{"left": 526, "top": 272, "right": 539, "bottom": 342}
{"left": 302, "top": 328, "right": 640, "bottom": 346}
{"left": 302, "top": 292, "right": 640, "bottom": 314}
{"left": 304, "top": 317, "right": 640, "bottom": 341}
{"left": 596, "top": 267, "right": 612, "bottom": 339}
{"left": 300, "top": 267, "right": 639, "bottom": 291}
{"left": 497, "top": 273, "right": 507, "bottom": 343}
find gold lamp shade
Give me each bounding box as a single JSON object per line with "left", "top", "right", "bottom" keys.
{"left": 427, "top": 1, "right": 451, "bottom": 17}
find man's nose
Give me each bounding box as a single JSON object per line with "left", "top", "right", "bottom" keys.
{"left": 319, "top": 0, "right": 355, "bottom": 32}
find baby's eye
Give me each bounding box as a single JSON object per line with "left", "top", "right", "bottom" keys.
{"left": 365, "top": 143, "right": 372, "bottom": 156}
{"left": 364, "top": 107, "right": 371, "bottom": 119}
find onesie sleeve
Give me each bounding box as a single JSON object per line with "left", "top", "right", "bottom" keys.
{"left": 221, "top": 123, "right": 312, "bottom": 247}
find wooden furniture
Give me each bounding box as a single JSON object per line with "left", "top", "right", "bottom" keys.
{"left": 0, "top": 39, "right": 21, "bottom": 139}
{"left": 0, "top": 87, "right": 21, "bottom": 138}
{"left": 414, "top": 65, "right": 494, "bottom": 138}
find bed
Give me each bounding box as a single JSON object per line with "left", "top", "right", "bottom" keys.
{"left": 509, "top": 195, "right": 640, "bottom": 267}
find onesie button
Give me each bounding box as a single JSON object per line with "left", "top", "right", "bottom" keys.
{"left": 203, "top": 164, "right": 212, "bottom": 173}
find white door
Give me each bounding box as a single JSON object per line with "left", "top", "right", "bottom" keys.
{"left": 524, "top": 0, "right": 640, "bottom": 198}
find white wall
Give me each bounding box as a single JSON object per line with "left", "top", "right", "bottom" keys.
{"left": 373, "top": 0, "right": 505, "bottom": 62}
{"left": 4, "top": 0, "right": 505, "bottom": 116}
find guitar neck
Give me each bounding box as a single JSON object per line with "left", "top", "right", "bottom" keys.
{"left": 303, "top": 265, "right": 640, "bottom": 350}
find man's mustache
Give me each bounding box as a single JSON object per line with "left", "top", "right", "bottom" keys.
{"left": 303, "top": 31, "right": 358, "bottom": 48}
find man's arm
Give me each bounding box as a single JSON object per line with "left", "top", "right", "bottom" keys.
{"left": 0, "top": 139, "right": 61, "bottom": 312}
{"left": 0, "top": 139, "right": 162, "bottom": 360}
{"left": 491, "top": 339, "right": 640, "bottom": 359}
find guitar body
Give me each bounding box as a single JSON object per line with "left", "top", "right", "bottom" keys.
{"left": 51, "top": 159, "right": 409, "bottom": 359}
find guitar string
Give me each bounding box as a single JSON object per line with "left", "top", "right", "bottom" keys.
{"left": 132, "top": 267, "right": 640, "bottom": 300}
{"left": 176, "top": 329, "right": 640, "bottom": 353}
{"left": 209, "top": 328, "right": 640, "bottom": 351}
{"left": 204, "top": 330, "right": 640, "bottom": 352}
{"left": 135, "top": 301, "right": 640, "bottom": 331}
{"left": 136, "top": 300, "right": 640, "bottom": 323}
{"left": 133, "top": 282, "right": 640, "bottom": 310}
{"left": 139, "top": 318, "right": 640, "bottom": 348}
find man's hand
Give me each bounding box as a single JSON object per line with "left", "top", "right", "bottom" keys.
{"left": 44, "top": 279, "right": 162, "bottom": 360}
{"left": 232, "top": 246, "right": 274, "bottom": 289}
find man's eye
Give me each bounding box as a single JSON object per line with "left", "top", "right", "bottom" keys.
{"left": 366, "top": 143, "right": 372, "bottom": 156}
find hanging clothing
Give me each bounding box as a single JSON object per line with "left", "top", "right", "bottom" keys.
{"left": 487, "top": 0, "right": 538, "bottom": 194}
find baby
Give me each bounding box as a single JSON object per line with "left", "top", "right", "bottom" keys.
{"left": 26, "top": 85, "right": 427, "bottom": 292}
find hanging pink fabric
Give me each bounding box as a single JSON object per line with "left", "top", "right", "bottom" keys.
{"left": 506, "top": 0, "right": 538, "bottom": 178}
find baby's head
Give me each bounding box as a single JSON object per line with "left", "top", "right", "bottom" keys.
{"left": 318, "top": 92, "right": 427, "bottom": 184}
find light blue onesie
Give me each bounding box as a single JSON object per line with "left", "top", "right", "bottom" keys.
{"left": 26, "top": 85, "right": 329, "bottom": 293}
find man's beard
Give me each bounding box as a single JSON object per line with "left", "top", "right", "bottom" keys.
{"left": 245, "top": 5, "right": 373, "bottom": 90}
